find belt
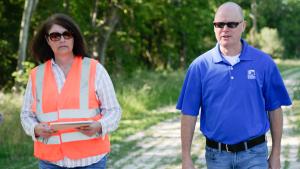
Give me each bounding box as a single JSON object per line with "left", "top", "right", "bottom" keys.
{"left": 206, "top": 135, "right": 266, "bottom": 153}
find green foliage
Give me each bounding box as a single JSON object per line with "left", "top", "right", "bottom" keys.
{"left": 118, "top": 0, "right": 215, "bottom": 69}
{"left": 12, "top": 61, "right": 35, "bottom": 92}
{"left": 0, "top": 92, "right": 34, "bottom": 166}
{"left": 256, "top": 27, "right": 284, "bottom": 58}
{"left": 0, "top": 0, "right": 23, "bottom": 90}
{"left": 278, "top": 0, "right": 300, "bottom": 58}
{"left": 276, "top": 59, "right": 300, "bottom": 73}
{"left": 0, "top": 39, "right": 17, "bottom": 90}
{"left": 256, "top": 0, "right": 300, "bottom": 58}
{"left": 113, "top": 69, "right": 184, "bottom": 117}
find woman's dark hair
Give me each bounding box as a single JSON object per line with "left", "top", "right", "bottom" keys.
{"left": 30, "top": 13, "right": 87, "bottom": 62}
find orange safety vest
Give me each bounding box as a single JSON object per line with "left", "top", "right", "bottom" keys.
{"left": 30, "top": 56, "right": 110, "bottom": 162}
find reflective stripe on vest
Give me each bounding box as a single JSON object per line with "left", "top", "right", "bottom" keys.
{"left": 35, "top": 109, "right": 101, "bottom": 122}
{"left": 36, "top": 64, "right": 45, "bottom": 114}
{"left": 38, "top": 132, "right": 98, "bottom": 144}
{"left": 80, "top": 58, "right": 90, "bottom": 110}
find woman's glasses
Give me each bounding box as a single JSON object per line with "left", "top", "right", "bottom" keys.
{"left": 47, "top": 31, "right": 73, "bottom": 41}
{"left": 213, "top": 21, "right": 243, "bottom": 29}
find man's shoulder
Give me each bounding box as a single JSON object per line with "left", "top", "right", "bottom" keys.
{"left": 248, "top": 45, "right": 271, "bottom": 58}
{"left": 192, "top": 48, "right": 216, "bottom": 65}
{"left": 246, "top": 44, "right": 274, "bottom": 62}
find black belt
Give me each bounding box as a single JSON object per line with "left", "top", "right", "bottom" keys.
{"left": 206, "top": 135, "right": 266, "bottom": 153}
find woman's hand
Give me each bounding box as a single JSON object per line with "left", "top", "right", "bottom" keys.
{"left": 34, "top": 123, "right": 57, "bottom": 138}
{"left": 77, "top": 121, "right": 102, "bottom": 137}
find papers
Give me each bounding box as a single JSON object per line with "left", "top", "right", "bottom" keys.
{"left": 50, "top": 121, "right": 93, "bottom": 130}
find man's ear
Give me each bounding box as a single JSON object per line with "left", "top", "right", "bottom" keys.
{"left": 242, "top": 21, "right": 247, "bottom": 32}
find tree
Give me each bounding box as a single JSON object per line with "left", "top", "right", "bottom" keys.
{"left": 0, "top": 0, "right": 24, "bottom": 90}
{"left": 249, "top": 0, "right": 258, "bottom": 46}
{"left": 17, "top": 0, "right": 38, "bottom": 71}
{"left": 90, "top": 0, "right": 120, "bottom": 64}
{"left": 255, "top": 0, "right": 300, "bottom": 58}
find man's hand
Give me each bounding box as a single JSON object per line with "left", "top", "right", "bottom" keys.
{"left": 34, "top": 123, "right": 56, "bottom": 138}
{"left": 77, "top": 121, "right": 102, "bottom": 137}
{"left": 268, "top": 153, "right": 281, "bottom": 169}
{"left": 182, "top": 156, "right": 196, "bottom": 169}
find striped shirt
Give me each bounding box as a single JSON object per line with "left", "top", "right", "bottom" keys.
{"left": 20, "top": 59, "right": 121, "bottom": 168}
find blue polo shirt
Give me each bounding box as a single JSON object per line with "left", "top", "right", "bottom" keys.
{"left": 176, "top": 39, "right": 292, "bottom": 144}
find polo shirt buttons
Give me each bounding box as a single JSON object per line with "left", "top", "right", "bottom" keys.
{"left": 229, "top": 66, "right": 234, "bottom": 79}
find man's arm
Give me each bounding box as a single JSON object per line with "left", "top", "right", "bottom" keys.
{"left": 268, "top": 107, "right": 283, "bottom": 169}
{"left": 181, "top": 114, "right": 197, "bottom": 169}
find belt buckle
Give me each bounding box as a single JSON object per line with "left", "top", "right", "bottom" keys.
{"left": 225, "top": 144, "right": 230, "bottom": 152}
{"left": 244, "top": 142, "right": 248, "bottom": 150}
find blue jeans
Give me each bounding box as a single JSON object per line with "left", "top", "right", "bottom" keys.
{"left": 205, "top": 142, "right": 268, "bottom": 169}
{"left": 39, "top": 155, "right": 107, "bottom": 169}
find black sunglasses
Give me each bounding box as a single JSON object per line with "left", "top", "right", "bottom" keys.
{"left": 47, "top": 31, "right": 73, "bottom": 41}
{"left": 213, "top": 21, "right": 243, "bottom": 28}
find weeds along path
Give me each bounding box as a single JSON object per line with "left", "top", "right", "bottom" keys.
{"left": 109, "top": 68, "right": 300, "bottom": 169}
{"left": 276, "top": 67, "right": 300, "bottom": 169}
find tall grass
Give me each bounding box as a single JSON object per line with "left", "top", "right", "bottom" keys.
{"left": 0, "top": 70, "right": 184, "bottom": 168}
{"left": 0, "top": 92, "right": 35, "bottom": 167}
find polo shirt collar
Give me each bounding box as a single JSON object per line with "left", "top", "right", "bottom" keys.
{"left": 212, "top": 39, "right": 253, "bottom": 63}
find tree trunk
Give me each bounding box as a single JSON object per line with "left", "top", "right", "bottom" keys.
{"left": 90, "top": 1, "right": 119, "bottom": 65}
{"left": 98, "top": 7, "right": 119, "bottom": 65}
{"left": 249, "top": 0, "right": 258, "bottom": 46}
{"left": 91, "top": 0, "right": 99, "bottom": 59}
{"left": 17, "top": 0, "right": 38, "bottom": 71}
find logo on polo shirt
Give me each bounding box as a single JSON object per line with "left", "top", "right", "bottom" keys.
{"left": 248, "top": 70, "right": 256, "bottom": 79}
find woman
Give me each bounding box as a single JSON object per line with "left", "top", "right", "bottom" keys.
{"left": 20, "top": 13, "right": 121, "bottom": 169}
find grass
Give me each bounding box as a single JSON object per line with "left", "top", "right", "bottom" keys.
{"left": 0, "top": 93, "right": 35, "bottom": 168}
{"left": 283, "top": 144, "right": 291, "bottom": 169}
{"left": 295, "top": 100, "right": 300, "bottom": 162}
{"left": 0, "top": 69, "right": 184, "bottom": 168}
{"left": 280, "top": 60, "right": 300, "bottom": 165}
{"left": 281, "top": 59, "right": 300, "bottom": 166}
{"left": 275, "top": 59, "right": 300, "bottom": 72}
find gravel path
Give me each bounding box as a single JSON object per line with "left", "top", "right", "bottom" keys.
{"left": 109, "top": 68, "right": 300, "bottom": 169}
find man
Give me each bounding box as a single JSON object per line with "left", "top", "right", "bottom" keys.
{"left": 177, "top": 2, "right": 292, "bottom": 169}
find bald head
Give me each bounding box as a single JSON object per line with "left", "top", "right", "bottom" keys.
{"left": 213, "top": 2, "right": 246, "bottom": 53}
{"left": 214, "top": 2, "right": 244, "bottom": 21}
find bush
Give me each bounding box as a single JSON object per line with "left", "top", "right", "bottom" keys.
{"left": 11, "top": 61, "right": 35, "bottom": 93}
{"left": 256, "top": 27, "right": 284, "bottom": 58}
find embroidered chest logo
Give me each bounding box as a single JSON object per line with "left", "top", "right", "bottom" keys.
{"left": 247, "top": 70, "right": 256, "bottom": 79}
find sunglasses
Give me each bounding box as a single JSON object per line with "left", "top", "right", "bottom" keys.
{"left": 47, "top": 31, "right": 73, "bottom": 41}
{"left": 213, "top": 21, "right": 243, "bottom": 28}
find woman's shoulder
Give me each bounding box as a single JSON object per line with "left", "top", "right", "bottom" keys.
{"left": 30, "top": 60, "right": 50, "bottom": 75}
